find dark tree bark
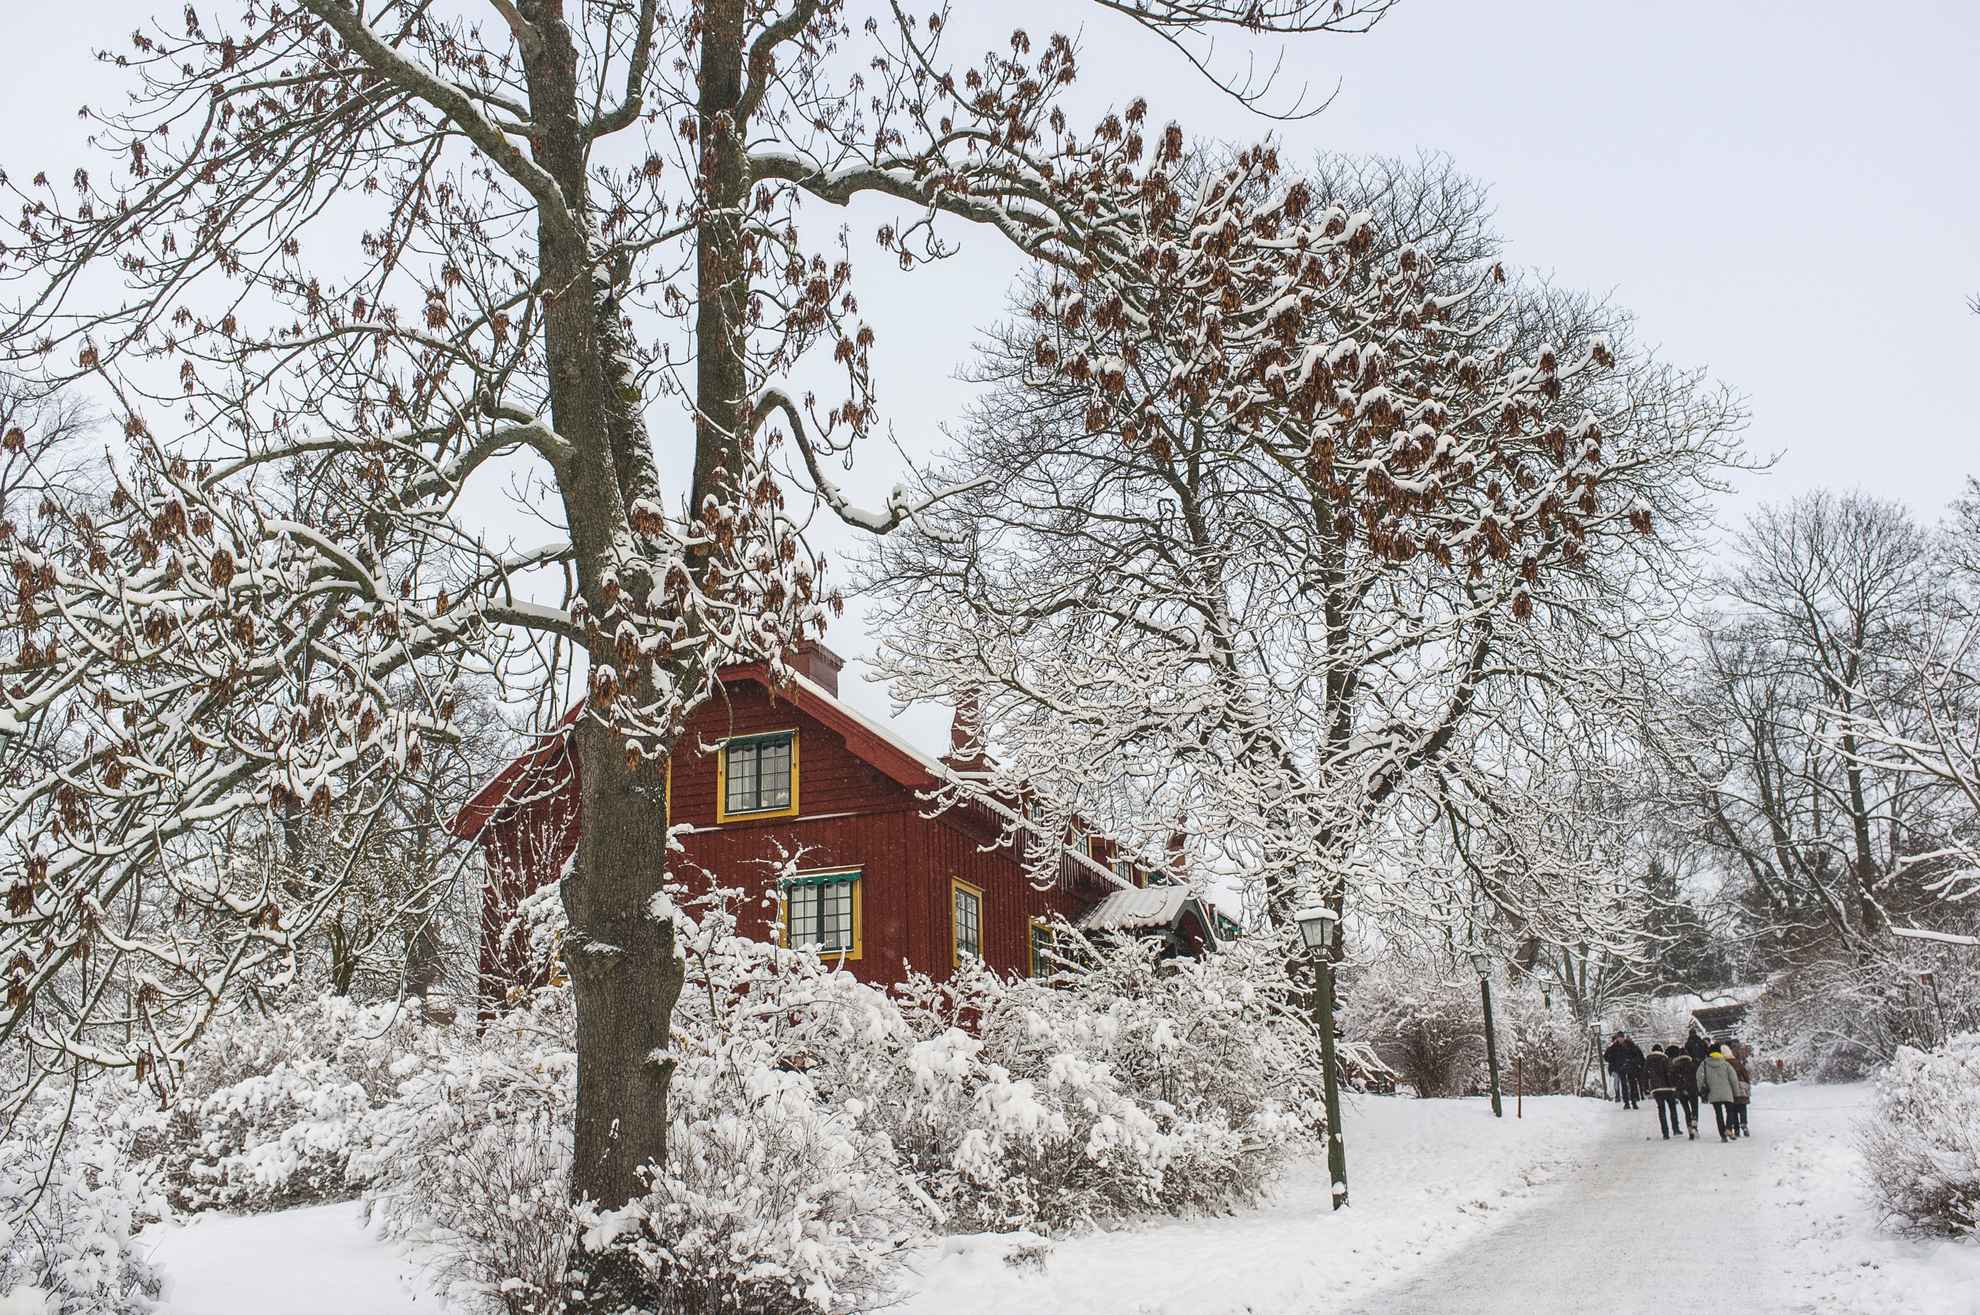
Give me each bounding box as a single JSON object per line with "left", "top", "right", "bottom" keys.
{"left": 503, "top": 6, "right": 687, "bottom": 1286}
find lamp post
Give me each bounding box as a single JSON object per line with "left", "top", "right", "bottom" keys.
{"left": 1295, "top": 903, "right": 1347, "bottom": 1210}
{"left": 1470, "top": 948, "right": 1503, "bottom": 1119}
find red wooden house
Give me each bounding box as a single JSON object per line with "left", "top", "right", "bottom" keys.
{"left": 451, "top": 643, "right": 1220, "bottom": 1008}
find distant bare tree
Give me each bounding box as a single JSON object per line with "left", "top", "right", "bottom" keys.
{"left": 1673, "top": 492, "right": 1959, "bottom": 958}
{"left": 1820, "top": 479, "right": 1980, "bottom": 926}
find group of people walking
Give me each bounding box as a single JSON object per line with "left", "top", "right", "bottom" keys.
{"left": 1603, "top": 1029, "right": 1754, "bottom": 1143}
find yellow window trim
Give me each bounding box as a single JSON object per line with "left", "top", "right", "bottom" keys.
{"left": 1028, "top": 916, "right": 1055, "bottom": 978}
{"left": 714, "top": 729, "right": 800, "bottom": 824}
{"left": 777, "top": 866, "right": 863, "bottom": 962}
{"left": 951, "top": 877, "right": 985, "bottom": 970}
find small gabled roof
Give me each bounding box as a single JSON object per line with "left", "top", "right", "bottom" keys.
{"left": 1078, "top": 883, "right": 1219, "bottom": 943}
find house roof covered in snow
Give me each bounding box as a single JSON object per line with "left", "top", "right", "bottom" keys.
{"left": 447, "top": 660, "right": 1135, "bottom": 895}
{"left": 1077, "top": 884, "right": 1219, "bottom": 942}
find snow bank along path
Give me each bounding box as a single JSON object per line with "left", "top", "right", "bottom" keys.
{"left": 144, "top": 1200, "right": 431, "bottom": 1315}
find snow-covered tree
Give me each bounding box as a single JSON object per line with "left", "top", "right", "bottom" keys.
{"left": 866, "top": 148, "right": 1741, "bottom": 957}
{"left": 1344, "top": 954, "right": 1482, "bottom": 1098}
{"left": 1817, "top": 479, "right": 1980, "bottom": 924}
{"left": 1384, "top": 715, "right": 1681, "bottom": 1006}
{"left": 1670, "top": 492, "right": 1970, "bottom": 961}
{"left": 0, "top": 3, "right": 1404, "bottom": 1302}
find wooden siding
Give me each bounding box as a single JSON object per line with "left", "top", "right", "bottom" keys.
{"left": 475, "top": 746, "right": 580, "bottom": 1011}
{"left": 475, "top": 675, "right": 1111, "bottom": 1000}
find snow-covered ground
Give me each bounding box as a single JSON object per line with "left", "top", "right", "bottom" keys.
{"left": 900, "top": 1092, "right": 1611, "bottom": 1315}
{"left": 1762, "top": 1083, "right": 1980, "bottom": 1315}
{"left": 143, "top": 1201, "right": 433, "bottom": 1315}
{"left": 140, "top": 1084, "right": 1980, "bottom": 1315}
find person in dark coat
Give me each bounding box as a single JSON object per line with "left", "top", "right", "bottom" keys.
{"left": 1665, "top": 1043, "right": 1699, "bottom": 1138}
{"left": 1683, "top": 1028, "right": 1710, "bottom": 1064}
{"left": 1619, "top": 1033, "right": 1646, "bottom": 1109}
{"left": 1642, "top": 1044, "right": 1682, "bottom": 1140}
{"left": 1603, "top": 1032, "right": 1629, "bottom": 1105}
{"left": 1728, "top": 1042, "right": 1755, "bottom": 1137}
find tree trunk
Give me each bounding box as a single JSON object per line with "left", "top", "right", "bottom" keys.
{"left": 507, "top": 4, "right": 692, "bottom": 1307}
{"left": 328, "top": 920, "right": 358, "bottom": 996}
{"left": 691, "top": 0, "right": 749, "bottom": 512}
{"left": 1311, "top": 932, "right": 1348, "bottom": 1210}
{"left": 560, "top": 725, "right": 681, "bottom": 1308}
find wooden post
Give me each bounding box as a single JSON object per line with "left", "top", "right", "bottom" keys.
{"left": 1922, "top": 971, "right": 1949, "bottom": 1049}
{"left": 1516, "top": 1051, "right": 1523, "bottom": 1119}
{"left": 1480, "top": 973, "right": 1503, "bottom": 1119}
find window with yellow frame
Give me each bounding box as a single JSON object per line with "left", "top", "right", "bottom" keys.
{"left": 951, "top": 877, "right": 984, "bottom": 967}
{"left": 716, "top": 730, "right": 799, "bottom": 823}
{"left": 1027, "top": 918, "right": 1058, "bottom": 978}
{"left": 779, "top": 868, "right": 862, "bottom": 961}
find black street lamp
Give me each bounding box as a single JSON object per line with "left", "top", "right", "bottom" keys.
{"left": 1470, "top": 948, "right": 1503, "bottom": 1119}
{"left": 1295, "top": 903, "right": 1348, "bottom": 1210}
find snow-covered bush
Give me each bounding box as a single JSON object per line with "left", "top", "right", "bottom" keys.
{"left": 364, "top": 893, "right": 930, "bottom": 1315}
{"left": 887, "top": 928, "right": 1325, "bottom": 1232}
{"left": 0, "top": 1096, "right": 165, "bottom": 1315}
{"left": 359, "top": 893, "right": 1324, "bottom": 1311}
{"left": 357, "top": 989, "right": 576, "bottom": 1315}
{"left": 1751, "top": 942, "right": 1980, "bottom": 1082}
{"left": 1859, "top": 1033, "right": 1980, "bottom": 1238}
{"left": 154, "top": 994, "right": 446, "bottom": 1211}
{"left": 1499, "top": 986, "right": 1596, "bottom": 1095}
{"left": 594, "top": 903, "right": 930, "bottom": 1315}
{"left": 1345, "top": 957, "right": 1482, "bottom": 1098}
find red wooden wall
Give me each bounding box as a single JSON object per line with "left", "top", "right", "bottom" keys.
{"left": 472, "top": 676, "right": 1110, "bottom": 1004}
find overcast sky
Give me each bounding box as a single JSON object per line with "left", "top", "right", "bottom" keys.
{"left": 3, "top": 2, "right": 1975, "bottom": 751}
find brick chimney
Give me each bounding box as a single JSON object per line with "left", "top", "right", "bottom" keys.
{"left": 944, "top": 687, "right": 989, "bottom": 772}
{"left": 786, "top": 640, "right": 844, "bottom": 697}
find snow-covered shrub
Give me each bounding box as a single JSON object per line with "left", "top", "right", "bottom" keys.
{"left": 357, "top": 989, "right": 576, "bottom": 1315}
{"left": 1859, "top": 1033, "right": 1980, "bottom": 1237}
{"left": 0, "top": 1096, "right": 166, "bottom": 1315}
{"left": 359, "top": 891, "right": 1324, "bottom": 1311}
{"left": 593, "top": 902, "right": 930, "bottom": 1315}
{"left": 154, "top": 994, "right": 446, "bottom": 1211}
{"left": 1498, "top": 986, "right": 1596, "bottom": 1095}
{"left": 887, "top": 928, "right": 1325, "bottom": 1232}
{"left": 1751, "top": 941, "right": 1980, "bottom": 1082}
{"left": 364, "top": 892, "right": 929, "bottom": 1315}
{"left": 1345, "top": 957, "right": 1482, "bottom": 1097}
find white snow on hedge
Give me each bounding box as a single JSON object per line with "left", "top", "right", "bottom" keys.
{"left": 135, "top": 1083, "right": 1980, "bottom": 1315}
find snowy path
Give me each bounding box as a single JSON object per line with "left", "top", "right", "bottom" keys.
{"left": 1343, "top": 1101, "right": 1779, "bottom": 1315}
{"left": 1344, "top": 1084, "right": 1980, "bottom": 1315}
